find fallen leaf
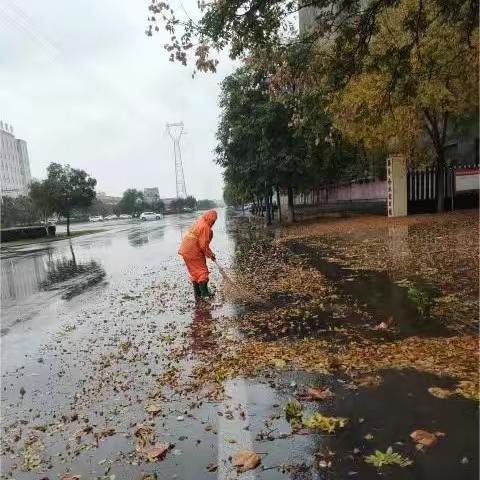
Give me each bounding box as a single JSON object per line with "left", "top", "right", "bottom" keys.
{"left": 300, "top": 387, "right": 334, "bottom": 401}
{"left": 428, "top": 387, "right": 454, "bottom": 399}
{"left": 206, "top": 463, "right": 218, "bottom": 472}
{"left": 145, "top": 403, "right": 161, "bottom": 414}
{"left": 60, "top": 475, "right": 81, "bottom": 480}
{"left": 143, "top": 443, "right": 169, "bottom": 462}
{"left": 302, "top": 413, "right": 348, "bottom": 433}
{"left": 410, "top": 430, "right": 444, "bottom": 448}
{"left": 134, "top": 424, "right": 154, "bottom": 449}
{"left": 356, "top": 375, "right": 382, "bottom": 388}
{"left": 232, "top": 450, "right": 261, "bottom": 473}
{"left": 271, "top": 358, "right": 286, "bottom": 369}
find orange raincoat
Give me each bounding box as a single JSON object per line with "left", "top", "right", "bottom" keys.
{"left": 178, "top": 210, "right": 217, "bottom": 283}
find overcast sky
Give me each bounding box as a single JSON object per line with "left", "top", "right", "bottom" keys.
{"left": 0, "top": 0, "right": 235, "bottom": 199}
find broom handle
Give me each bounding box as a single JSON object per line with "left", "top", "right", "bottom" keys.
{"left": 213, "top": 259, "right": 230, "bottom": 281}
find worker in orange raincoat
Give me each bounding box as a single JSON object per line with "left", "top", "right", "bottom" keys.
{"left": 178, "top": 210, "right": 217, "bottom": 298}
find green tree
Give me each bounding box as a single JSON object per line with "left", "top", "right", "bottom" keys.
{"left": 216, "top": 66, "right": 310, "bottom": 223}
{"left": 170, "top": 197, "right": 186, "bottom": 213}
{"left": 116, "top": 189, "right": 144, "bottom": 216}
{"left": 150, "top": 198, "right": 166, "bottom": 213}
{"left": 29, "top": 180, "right": 55, "bottom": 223}
{"left": 87, "top": 198, "right": 114, "bottom": 217}
{"left": 45, "top": 163, "right": 97, "bottom": 235}
{"left": 184, "top": 195, "right": 197, "bottom": 210}
{"left": 197, "top": 199, "right": 217, "bottom": 210}
{"left": 1, "top": 195, "right": 38, "bottom": 228}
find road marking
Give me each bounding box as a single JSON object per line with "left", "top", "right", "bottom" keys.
{"left": 217, "top": 378, "right": 256, "bottom": 480}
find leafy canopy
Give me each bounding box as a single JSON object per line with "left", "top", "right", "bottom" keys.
{"left": 45, "top": 163, "right": 97, "bottom": 217}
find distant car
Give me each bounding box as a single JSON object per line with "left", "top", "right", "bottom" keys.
{"left": 140, "top": 212, "right": 162, "bottom": 221}
{"left": 118, "top": 214, "right": 132, "bottom": 219}
{"left": 89, "top": 215, "right": 104, "bottom": 222}
{"left": 104, "top": 214, "right": 118, "bottom": 220}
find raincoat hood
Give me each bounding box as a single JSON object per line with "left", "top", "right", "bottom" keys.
{"left": 202, "top": 209, "right": 217, "bottom": 226}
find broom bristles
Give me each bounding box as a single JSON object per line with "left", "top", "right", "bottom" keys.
{"left": 214, "top": 260, "right": 261, "bottom": 302}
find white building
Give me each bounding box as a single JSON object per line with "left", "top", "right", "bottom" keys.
{"left": 0, "top": 121, "right": 32, "bottom": 197}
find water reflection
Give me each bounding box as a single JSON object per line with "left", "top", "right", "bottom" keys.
{"left": 128, "top": 230, "right": 149, "bottom": 247}
{"left": 1, "top": 243, "right": 106, "bottom": 303}
{"left": 40, "top": 244, "right": 106, "bottom": 299}
{"left": 127, "top": 225, "right": 165, "bottom": 247}
{"left": 188, "top": 302, "right": 215, "bottom": 353}
{"left": 1, "top": 254, "right": 46, "bottom": 302}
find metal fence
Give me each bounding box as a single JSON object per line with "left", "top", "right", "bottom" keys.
{"left": 407, "top": 168, "right": 454, "bottom": 202}
{"left": 407, "top": 165, "right": 479, "bottom": 212}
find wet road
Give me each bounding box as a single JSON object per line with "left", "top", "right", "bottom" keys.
{"left": 0, "top": 210, "right": 320, "bottom": 480}
{"left": 1, "top": 210, "right": 478, "bottom": 480}
{"left": 1, "top": 213, "right": 224, "bottom": 370}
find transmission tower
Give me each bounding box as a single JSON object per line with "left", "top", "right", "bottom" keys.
{"left": 166, "top": 122, "right": 187, "bottom": 199}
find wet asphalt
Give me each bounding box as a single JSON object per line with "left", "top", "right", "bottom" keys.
{"left": 1, "top": 210, "right": 478, "bottom": 480}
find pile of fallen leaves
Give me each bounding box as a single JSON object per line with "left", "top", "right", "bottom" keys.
{"left": 282, "top": 210, "right": 478, "bottom": 332}
{"left": 188, "top": 334, "right": 478, "bottom": 401}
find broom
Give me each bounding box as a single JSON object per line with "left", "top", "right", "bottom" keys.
{"left": 213, "top": 259, "right": 234, "bottom": 284}
{"left": 213, "top": 259, "right": 260, "bottom": 302}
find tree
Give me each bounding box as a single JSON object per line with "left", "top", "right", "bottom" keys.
{"left": 45, "top": 163, "right": 97, "bottom": 235}
{"left": 1, "top": 196, "right": 38, "bottom": 228}
{"left": 29, "top": 180, "right": 55, "bottom": 223}
{"left": 223, "top": 181, "right": 247, "bottom": 207}
{"left": 147, "top": 0, "right": 478, "bottom": 74}
{"left": 170, "top": 198, "right": 186, "bottom": 213}
{"left": 197, "top": 199, "right": 217, "bottom": 210}
{"left": 87, "top": 198, "right": 114, "bottom": 218}
{"left": 216, "top": 66, "right": 312, "bottom": 223}
{"left": 116, "top": 189, "right": 144, "bottom": 216}
{"left": 149, "top": 198, "right": 166, "bottom": 213}
{"left": 184, "top": 195, "right": 197, "bottom": 210}
{"left": 330, "top": 0, "right": 478, "bottom": 211}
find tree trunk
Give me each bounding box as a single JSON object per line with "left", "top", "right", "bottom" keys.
{"left": 287, "top": 186, "right": 295, "bottom": 223}
{"left": 66, "top": 213, "right": 71, "bottom": 236}
{"left": 276, "top": 186, "right": 282, "bottom": 222}
{"left": 423, "top": 109, "right": 448, "bottom": 213}
{"left": 265, "top": 194, "right": 272, "bottom": 226}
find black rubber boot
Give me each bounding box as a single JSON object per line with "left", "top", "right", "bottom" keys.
{"left": 193, "top": 282, "right": 201, "bottom": 298}
{"left": 198, "top": 281, "right": 213, "bottom": 298}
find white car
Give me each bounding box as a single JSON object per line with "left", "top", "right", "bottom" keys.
{"left": 140, "top": 212, "right": 162, "bottom": 221}
{"left": 104, "top": 214, "right": 118, "bottom": 220}
{"left": 118, "top": 214, "right": 132, "bottom": 219}
{"left": 89, "top": 215, "right": 104, "bottom": 222}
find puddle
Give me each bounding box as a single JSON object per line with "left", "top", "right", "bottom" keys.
{"left": 244, "top": 368, "right": 478, "bottom": 479}
{"left": 286, "top": 240, "right": 448, "bottom": 337}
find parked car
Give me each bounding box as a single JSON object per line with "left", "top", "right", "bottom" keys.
{"left": 104, "top": 214, "right": 118, "bottom": 220}
{"left": 89, "top": 215, "right": 104, "bottom": 222}
{"left": 139, "top": 212, "right": 162, "bottom": 221}
{"left": 118, "top": 214, "right": 132, "bottom": 219}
